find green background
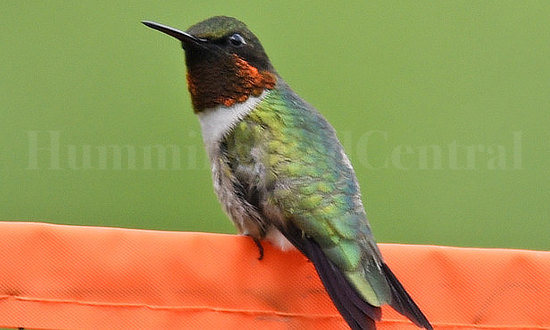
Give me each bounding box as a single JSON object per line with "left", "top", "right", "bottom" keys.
{"left": 1, "top": 1, "right": 548, "bottom": 250}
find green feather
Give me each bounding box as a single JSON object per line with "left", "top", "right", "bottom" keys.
{"left": 222, "top": 82, "right": 392, "bottom": 307}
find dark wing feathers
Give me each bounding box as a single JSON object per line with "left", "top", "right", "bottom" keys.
{"left": 381, "top": 263, "right": 433, "bottom": 330}
{"left": 278, "top": 223, "right": 380, "bottom": 330}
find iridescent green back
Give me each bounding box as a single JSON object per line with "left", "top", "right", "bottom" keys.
{"left": 222, "top": 81, "right": 392, "bottom": 306}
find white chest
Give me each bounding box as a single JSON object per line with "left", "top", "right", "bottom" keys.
{"left": 197, "top": 91, "right": 269, "bottom": 158}
{"left": 195, "top": 90, "right": 293, "bottom": 251}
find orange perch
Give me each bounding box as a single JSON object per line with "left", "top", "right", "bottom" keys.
{"left": 0, "top": 221, "right": 548, "bottom": 329}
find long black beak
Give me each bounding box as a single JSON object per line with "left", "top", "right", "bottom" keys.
{"left": 142, "top": 20, "right": 206, "bottom": 45}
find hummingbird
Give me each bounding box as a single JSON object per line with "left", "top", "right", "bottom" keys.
{"left": 142, "top": 16, "right": 432, "bottom": 330}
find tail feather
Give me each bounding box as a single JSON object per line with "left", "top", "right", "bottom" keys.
{"left": 306, "top": 237, "right": 379, "bottom": 329}
{"left": 381, "top": 263, "right": 433, "bottom": 330}
{"left": 279, "top": 224, "right": 379, "bottom": 329}
{"left": 277, "top": 222, "right": 431, "bottom": 329}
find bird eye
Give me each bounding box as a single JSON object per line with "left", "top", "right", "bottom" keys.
{"left": 228, "top": 33, "right": 246, "bottom": 47}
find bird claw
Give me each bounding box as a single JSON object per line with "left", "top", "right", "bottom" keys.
{"left": 246, "top": 235, "right": 264, "bottom": 260}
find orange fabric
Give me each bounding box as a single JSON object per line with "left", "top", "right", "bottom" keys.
{"left": 0, "top": 221, "right": 548, "bottom": 329}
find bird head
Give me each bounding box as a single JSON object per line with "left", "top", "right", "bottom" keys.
{"left": 143, "top": 16, "right": 277, "bottom": 112}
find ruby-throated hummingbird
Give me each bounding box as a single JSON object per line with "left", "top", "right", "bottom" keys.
{"left": 143, "top": 16, "right": 432, "bottom": 330}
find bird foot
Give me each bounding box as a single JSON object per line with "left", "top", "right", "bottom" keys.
{"left": 246, "top": 235, "right": 264, "bottom": 260}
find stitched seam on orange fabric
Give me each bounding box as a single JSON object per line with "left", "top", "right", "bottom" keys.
{"left": 2, "top": 296, "right": 548, "bottom": 329}
{"left": 2, "top": 295, "right": 340, "bottom": 319}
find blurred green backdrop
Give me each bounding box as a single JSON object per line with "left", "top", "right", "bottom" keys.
{"left": 1, "top": 1, "right": 549, "bottom": 250}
